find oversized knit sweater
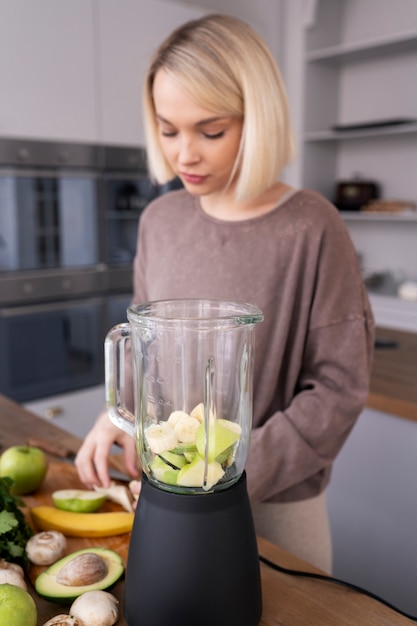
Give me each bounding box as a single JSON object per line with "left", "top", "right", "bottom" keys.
{"left": 130, "top": 187, "right": 375, "bottom": 503}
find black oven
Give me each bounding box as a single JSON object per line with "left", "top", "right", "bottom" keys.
{"left": 0, "top": 138, "right": 178, "bottom": 403}
{"left": 98, "top": 144, "right": 182, "bottom": 294}
{"left": 0, "top": 139, "right": 106, "bottom": 402}
{"left": 0, "top": 297, "right": 105, "bottom": 402}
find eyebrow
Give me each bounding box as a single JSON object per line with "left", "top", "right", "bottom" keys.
{"left": 155, "top": 114, "right": 228, "bottom": 127}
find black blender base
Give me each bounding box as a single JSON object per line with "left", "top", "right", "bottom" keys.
{"left": 124, "top": 472, "right": 262, "bottom": 626}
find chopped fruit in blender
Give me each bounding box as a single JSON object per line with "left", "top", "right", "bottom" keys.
{"left": 145, "top": 422, "right": 178, "bottom": 454}
{"left": 176, "top": 456, "right": 225, "bottom": 490}
{"left": 167, "top": 410, "right": 191, "bottom": 426}
{"left": 190, "top": 402, "right": 216, "bottom": 424}
{"left": 145, "top": 408, "right": 242, "bottom": 489}
{"left": 195, "top": 419, "right": 241, "bottom": 463}
{"left": 150, "top": 456, "right": 179, "bottom": 486}
{"left": 173, "top": 415, "right": 200, "bottom": 443}
{"left": 158, "top": 450, "right": 188, "bottom": 469}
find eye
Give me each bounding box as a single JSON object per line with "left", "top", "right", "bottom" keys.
{"left": 160, "top": 129, "right": 177, "bottom": 138}
{"left": 204, "top": 131, "right": 225, "bottom": 139}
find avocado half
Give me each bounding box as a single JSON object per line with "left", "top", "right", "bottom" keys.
{"left": 35, "top": 547, "right": 124, "bottom": 602}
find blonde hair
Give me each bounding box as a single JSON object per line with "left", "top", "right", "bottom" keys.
{"left": 143, "top": 14, "right": 294, "bottom": 202}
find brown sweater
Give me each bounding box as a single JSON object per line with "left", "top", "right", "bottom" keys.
{"left": 131, "top": 188, "right": 375, "bottom": 503}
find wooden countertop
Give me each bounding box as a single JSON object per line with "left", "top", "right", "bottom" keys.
{"left": 0, "top": 393, "right": 414, "bottom": 625}
{"left": 368, "top": 326, "right": 417, "bottom": 422}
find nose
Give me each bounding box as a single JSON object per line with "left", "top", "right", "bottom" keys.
{"left": 177, "top": 135, "right": 200, "bottom": 165}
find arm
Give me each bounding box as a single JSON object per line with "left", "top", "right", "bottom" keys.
{"left": 247, "top": 290, "right": 375, "bottom": 503}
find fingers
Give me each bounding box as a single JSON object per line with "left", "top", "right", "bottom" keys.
{"left": 122, "top": 437, "right": 140, "bottom": 478}
{"left": 75, "top": 435, "right": 110, "bottom": 489}
{"left": 128, "top": 480, "right": 142, "bottom": 511}
{"left": 75, "top": 411, "right": 114, "bottom": 488}
{"left": 75, "top": 410, "right": 139, "bottom": 489}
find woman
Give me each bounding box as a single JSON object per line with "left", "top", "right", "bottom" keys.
{"left": 75, "top": 14, "right": 374, "bottom": 573}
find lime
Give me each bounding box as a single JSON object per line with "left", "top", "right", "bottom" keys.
{"left": 0, "top": 584, "right": 37, "bottom": 626}
{"left": 52, "top": 489, "right": 106, "bottom": 513}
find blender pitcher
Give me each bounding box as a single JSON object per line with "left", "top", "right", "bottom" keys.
{"left": 105, "top": 299, "right": 264, "bottom": 626}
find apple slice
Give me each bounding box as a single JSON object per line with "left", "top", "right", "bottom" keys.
{"left": 158, "top": 450, "right": 188, "bottom": 469}
{"left": 176, "top": 455, "right": 225, "bottom": 490}
{"left": 52, "top": 490, "right": 106, "bottom": 513}
{"left": 195, "top": 419, "right": 241, "bottom": 463}
{"left": 150, "top": 456, "right": 179, "bottom": 486}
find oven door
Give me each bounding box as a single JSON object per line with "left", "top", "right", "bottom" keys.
{"left": 0, "top": 297, "right": 105, "bottom": 402}
{"left": 0, "top": 171, "right": 98, "bottom": 271}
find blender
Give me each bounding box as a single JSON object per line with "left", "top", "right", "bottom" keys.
{"left": 105, "top": 299, "right": 263, "bottom": 626}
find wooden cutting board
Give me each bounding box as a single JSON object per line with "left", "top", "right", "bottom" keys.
{"left": 22, "top": 461, "right": 131, "bottom": 625}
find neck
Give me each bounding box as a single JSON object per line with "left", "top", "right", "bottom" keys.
{"left": 199, "top": 182, "right": 292, "bottom": 221}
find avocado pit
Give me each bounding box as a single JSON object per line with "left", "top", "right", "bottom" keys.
{"left": 56, "top": 552, "right": 108, "bottom": 586}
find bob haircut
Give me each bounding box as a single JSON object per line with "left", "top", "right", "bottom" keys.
{"left": 143, "top": 14, "right": 294, "bottom": 202}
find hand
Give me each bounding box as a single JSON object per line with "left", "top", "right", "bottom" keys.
{"left": 75, "top": 410, "right": 139, "bottom": 488}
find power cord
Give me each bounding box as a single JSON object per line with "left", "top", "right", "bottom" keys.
{"left": 259, "top": 554, "right": 417, "bottom": 622}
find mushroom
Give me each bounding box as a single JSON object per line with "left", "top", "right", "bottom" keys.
{"left": 26, "top": 530, "right": 67, "bottom": 565}
{"left": 42, "top": 616, "right": 82, "bottom": 626}
{"left": 70, "top": 590, "right": 119, "bottom": 626}
{"left": 94, "top": 481, "right": 135, "bottom": 512}
{"left": 0, "top": 559, "right": 27, "bottom": 590}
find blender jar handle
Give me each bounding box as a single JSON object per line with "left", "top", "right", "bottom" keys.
{"left": 104, "top": 323, "right": 136, "bottom": 438}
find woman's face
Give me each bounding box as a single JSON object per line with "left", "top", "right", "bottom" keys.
{"left": 152, "top": 69, "right": 243, "bottom": 200}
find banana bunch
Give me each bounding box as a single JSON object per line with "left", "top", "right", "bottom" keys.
{"left": 30, "top": 506, "right": 134, "bottom": 538}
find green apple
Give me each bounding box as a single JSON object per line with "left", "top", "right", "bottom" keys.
{"left": 52, "top": 489, "right": 106, "bottom": 513}
{"left": 195, "top": 419, "right": 241, "bottom": 463}
{"left": 158, "top": 450, "right": 188, "bottom": 469}
{"left": 172, "top": 442, "right": 197, "bottom": 454}
{"left": 0, "top": 584, "right": 37, "bottom": 626}
{"left": 0, "top": 445, "right": 48, "bottom": 495}
{"left": 215, "top": 444, "right": 235, "bottom": 465}
{"left": 150, "top": 456, "right": 179, "bottom": 486}
{"left": 177, "top": 455, "right": 225, "bottom": 490}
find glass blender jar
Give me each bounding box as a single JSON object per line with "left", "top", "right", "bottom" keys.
{"left": 106, "top": 299, "right": 263, "bottom": 626}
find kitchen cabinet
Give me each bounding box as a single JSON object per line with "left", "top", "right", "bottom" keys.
{"left": 0, "top": 0, "right": 97, "bottom": 143}
{"left": 0, "top": 0, "right": 205, "bottom": 145}
{"left": 95, "top": 0, "right": 206, "bottom": 146}
{"left": 327, "top": 406, "right": 417, "bottom": 616}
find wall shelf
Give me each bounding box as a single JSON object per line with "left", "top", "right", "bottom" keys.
{"left": 305, "top": 122, "right": 417, "bottom": 142}
{"left": 341, "top": 211, "right": 417, "bottom": 222}
{"left": 306, "top": 29, "right": 417, "bottom": 63}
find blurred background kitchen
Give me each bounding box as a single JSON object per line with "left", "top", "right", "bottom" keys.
{"left": 1, "top": 0, "right": 417, "bottom": 616}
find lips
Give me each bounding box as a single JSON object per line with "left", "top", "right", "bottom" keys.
{"left": 180, "top": 172, "right": 208, "bottom": 185}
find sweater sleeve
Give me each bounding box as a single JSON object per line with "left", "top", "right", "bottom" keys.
{"left": 245, "top": 193, "right": 375, "bottom": 503}
{"left": 246, "top": 294, "right": 374, "bottom": 502}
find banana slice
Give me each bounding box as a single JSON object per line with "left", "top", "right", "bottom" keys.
{"left": 190, "top": 403, "right": 216, "bottom": 424}
{"left": 145, "top": 422, "right": 178, "bottom": 454}
{"left": 174, "top": 415, "right": 200, "bottom": 443}
{"left": 167, "top": 410, "right": 191, "bottom": 426}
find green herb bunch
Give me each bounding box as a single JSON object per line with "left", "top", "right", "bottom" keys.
{"left": 0, "top": 476, "right": 33, "bottom": 566}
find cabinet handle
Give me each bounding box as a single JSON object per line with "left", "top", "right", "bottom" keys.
{"left": 44, "top": 406, "right": 64, "bottom": 419}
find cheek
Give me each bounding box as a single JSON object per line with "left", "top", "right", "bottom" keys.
{"left": 158, "top": 138, "right": 172, "bottom": 161}
{"left": 218, "top": 141, "right": 240, "bottom": 172}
